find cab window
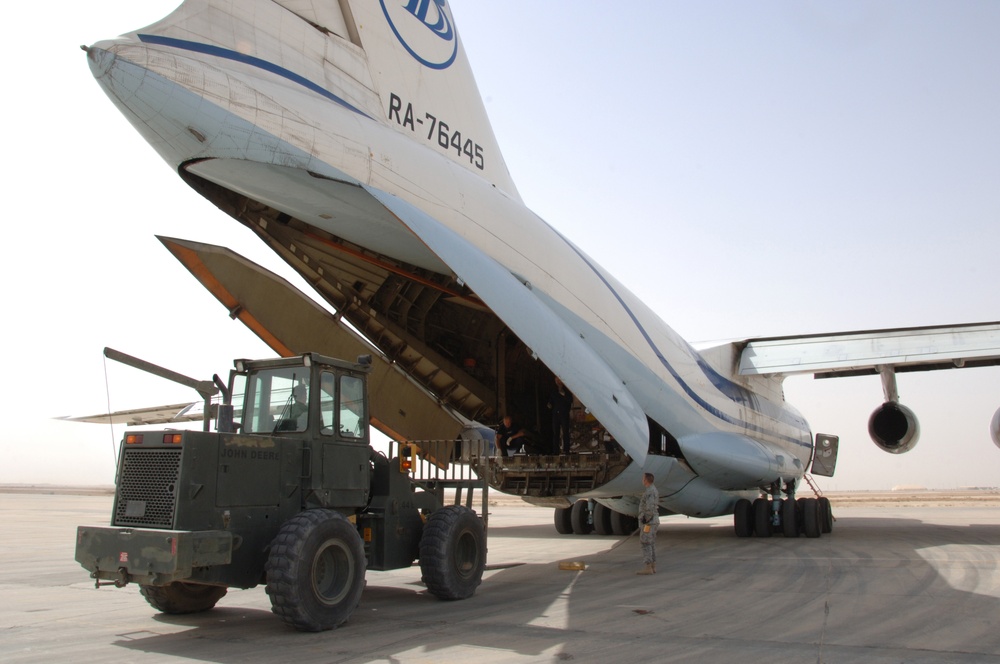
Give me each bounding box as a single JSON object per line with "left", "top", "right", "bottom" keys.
{"left": 339, "top": 375, "right": 365, "bottom": 439}
{"left": 320, "top": 371, "right": 336, "bottom": 436}
{"left": 244, "top": 367, "right": 309, "bottom": 433}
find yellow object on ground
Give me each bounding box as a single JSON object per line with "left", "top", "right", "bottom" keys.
{"left": 558, "top": 561, "right": 587, "bottom": 570}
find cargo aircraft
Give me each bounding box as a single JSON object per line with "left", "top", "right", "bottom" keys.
{"left": 82, "top": 0, "right": 1000, "bottom": 538}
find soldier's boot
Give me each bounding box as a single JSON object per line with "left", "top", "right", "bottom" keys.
{"left": 652, "top": 563, "right": 656, "bottom": 574}
{"left": 636, "top": 564, "right": 654, "bottom": 575}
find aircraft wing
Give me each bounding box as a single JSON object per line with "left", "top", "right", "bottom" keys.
{"left": 57, "top": 402, "right": 208, "bottom": 426}
{"left": 738, "top": 322, "right": 1000, "bottom": 378}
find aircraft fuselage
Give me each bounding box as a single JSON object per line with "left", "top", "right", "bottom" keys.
{"left": 86, "top": 0, "right": 814, "bottom": 519}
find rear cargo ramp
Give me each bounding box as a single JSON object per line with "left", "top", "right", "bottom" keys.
{"left": 488, "top": 452, "right": 631, "bottom": 497}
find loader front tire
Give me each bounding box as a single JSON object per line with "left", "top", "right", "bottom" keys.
{"left": 265, "top": 509, "right": 366, "bottom": 631}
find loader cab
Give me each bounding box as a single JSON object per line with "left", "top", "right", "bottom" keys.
{"left": 233, "top": 353, "right": 370, "bottom": 442}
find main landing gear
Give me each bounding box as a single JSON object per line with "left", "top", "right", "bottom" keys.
{"left": 733, "top": 481, "right": 833, "bottom": 539}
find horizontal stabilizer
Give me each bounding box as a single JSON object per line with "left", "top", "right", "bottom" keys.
{"left": 57, "top": 402, "right": 206, "bottom": 426}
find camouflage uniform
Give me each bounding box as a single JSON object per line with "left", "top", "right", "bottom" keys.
{"left": 638, "top": 482, "right": 660, "bottom": 566}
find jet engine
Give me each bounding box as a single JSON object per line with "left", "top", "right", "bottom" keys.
{"left": 991, "top": 406, "right": 1000, "bottom": 450}
{"left": 868, "top": 401, "right": 920, "bottom": 454}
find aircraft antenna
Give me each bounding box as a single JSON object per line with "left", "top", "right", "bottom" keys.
{"left": 101, "top": 352, "right": 119, "bottom": 474}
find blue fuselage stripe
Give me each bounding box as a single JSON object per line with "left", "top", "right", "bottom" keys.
{"left": 556, "top": 234, "right": 810, "bottom": 449}
{"left": 136, "top": 34, "right": 372, "bottom": 119}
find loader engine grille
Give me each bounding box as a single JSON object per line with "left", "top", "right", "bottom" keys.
{"left": 113, "top": 448, "right": 182, "bottom": 528}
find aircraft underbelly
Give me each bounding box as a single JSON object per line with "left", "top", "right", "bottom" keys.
{"left": 185, "top": 160, "right": 448, "bottom": 274}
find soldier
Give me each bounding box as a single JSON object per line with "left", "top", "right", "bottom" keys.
{"left": 637, "top": 472, "right": 659, "bottom": 575}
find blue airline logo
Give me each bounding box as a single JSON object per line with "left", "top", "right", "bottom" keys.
{"left": 380, "top": 0, "right": 458, "bottom": 69}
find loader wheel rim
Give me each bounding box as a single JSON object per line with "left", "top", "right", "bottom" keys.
{"left": 454, "top": 530, "right": 479, "bottom": 578}
{"left": 312, "top": 540, "right": 354, "bottom": 606}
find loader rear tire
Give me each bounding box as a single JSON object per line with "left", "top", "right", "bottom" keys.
{"left": 265, "top": 509, "right": 366, "bottom": 631}
{"left": 420, "top": 505, "right": 486, "bottom": 600}
{"left": 140, "top": 582, "right": 227, "bottom": 614}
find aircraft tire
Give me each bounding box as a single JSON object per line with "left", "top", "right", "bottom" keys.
{"left": 781, "top": 498, "right": 798, "bottom": 538}
{"left": 801, "top": 498, "right": 821, "bottom": 538}
{"left": 420, "top": 505, "right": 486, "bottom": 601}
{"left": 592, "top": 503, "right": 614, "bottom": 535}
{"left": 753, "top": 498, "right": 772, "bottom": 538}
{"left": 819, "top": 497, "right": 833, "bottom": 533}
{"left": 140, "top": 582, "right": 227, "bottom": 614}
{"left": 570, "top": 500, "right": 593, "bottom": 534}
{"left": 610, "top": 510, "right": 637, "bottom": 536}
{"left": 265, "top": 509, "right": 366, "bottom": 631}
{"left": 733, "top": 499, "right": 754, "bottom": 537}
{"left": 554, "top": 506, "right": 573, "bottom": 534}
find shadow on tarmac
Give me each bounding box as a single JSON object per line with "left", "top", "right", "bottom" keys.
{"left": 108, "top": 514, "right": 1000, "bottom": 663}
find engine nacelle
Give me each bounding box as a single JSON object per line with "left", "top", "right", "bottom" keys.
{"left": 991, "top": 406, "right": 1000, "bottom": 450}
{"left": 868, "top": 401, "right": 920, "bottom": 454}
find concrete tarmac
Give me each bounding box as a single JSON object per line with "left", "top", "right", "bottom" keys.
{"left": 3, "top": 492, "right": 1000, "bottom": 663}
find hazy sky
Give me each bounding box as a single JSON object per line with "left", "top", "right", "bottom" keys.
{"left": 2, "top": 1, "right": 998, "bottom": 490}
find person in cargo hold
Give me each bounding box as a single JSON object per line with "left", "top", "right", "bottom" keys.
{"left": 547, "top": 377, "right": 574, "bottom": 454}
{"left": 496, "top": 415, "right": 527, "bottom": 457}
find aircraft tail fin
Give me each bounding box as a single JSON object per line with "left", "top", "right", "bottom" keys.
{"left": 123, "top": 0, "right": 519, "bottom": 198}
{"left": 344, "top": 1, "right": 519, "bottom": 198}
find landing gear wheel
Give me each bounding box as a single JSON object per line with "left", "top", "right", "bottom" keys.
{"left": 801, "top": 498, "right": 821, "bottom": 538}
{"left": 818, "top": 496, "right": 833, "bottom": 534}
{"left": 554, "top": 506, "right": 573, "bottom": 534}
{"left": 592, "top": 502, "right": 613, "bottom": 536}
{"left": 753, "top": 498, "right": 772, "bottom": 538}
{"left": 420, "top": 505, "right": 486, "bottom": 600}
{"left": 781, "top": 498, "right": 798, "bottom": 538}
{"left": 610, "top": 510, "right": 638, "bottom": 536}
{"left": 265, "top": 509, "right": 366, "bottom": 631}
{"left": 733, "top": 499, "right": 754, "bottom": 537}
{"left": 140, "top": 582, "right": 227, "bottom": 614}
{"left": 570, "top": 500, "right": 593, "bottom": 534}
